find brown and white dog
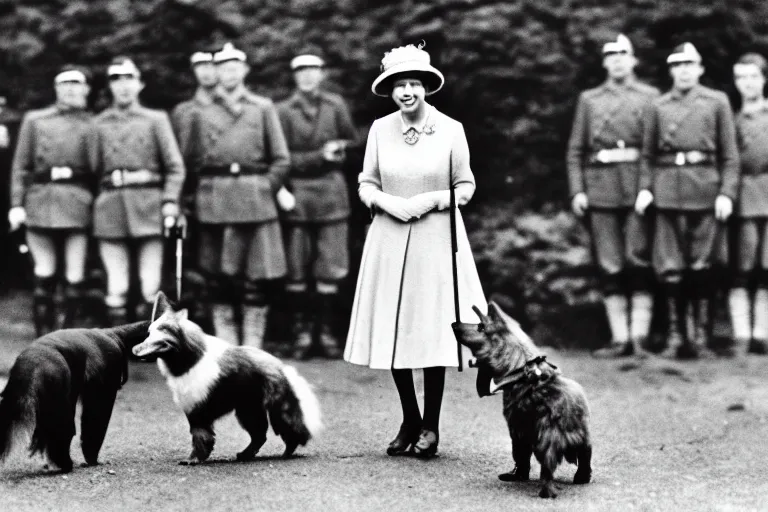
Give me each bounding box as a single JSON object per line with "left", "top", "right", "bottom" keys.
{"left": 133, "top": 292, "right": 321, "bottom": 464}
{"left": 452, "top": 302, "right": 592, "bottom": 499}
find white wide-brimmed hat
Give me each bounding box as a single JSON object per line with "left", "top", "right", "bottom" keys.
{"left": 371, "top": 43, "right": 444, "bottom": 97}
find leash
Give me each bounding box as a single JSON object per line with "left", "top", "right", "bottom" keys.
{"left": 449, "top": 154, "right": 463, "bottom": 372}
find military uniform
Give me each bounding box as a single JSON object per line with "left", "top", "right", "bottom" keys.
{"left": 729, "top": 102, "right": 768, "bottom": 352}
{"left": 90, "top": 104, "right": 185, "bottom": 323}
{"left": 640, "top": 83, "right": 739, "bottom": 355}
{"left": 10, "top": 104, "right": 94, "bottom": 334}
{"left": 188, "top": 86, "right": 291, "bottom": 346}
{"left": 277, "top": 89, "right": 357, "bottom": 357}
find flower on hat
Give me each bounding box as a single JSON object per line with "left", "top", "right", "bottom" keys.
{"left": 371, "top": 41, "right": 444, "bottom": 97}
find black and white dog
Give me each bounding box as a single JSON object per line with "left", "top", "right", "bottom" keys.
{"left": 132, "top": 292, "right": 322, "bottom": 464}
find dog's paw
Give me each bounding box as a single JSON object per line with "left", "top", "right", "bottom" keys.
{"left": 573, "top": 469, "right": 591, "bottom": 484}
{"left": 282, "top": 442, "right": 298, "bottom": 459}
{"left": 539, "top": 484, "right": 558, "bottom": 499}
{"left": 178, "top": 458, "right": 202, "bottom": 466}
{"left": 236, "top": 450, "right": 257, "bottom": 462}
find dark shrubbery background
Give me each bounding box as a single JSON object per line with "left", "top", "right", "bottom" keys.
{"left": 1, "top": 0, "right": 765, "bottom": 343}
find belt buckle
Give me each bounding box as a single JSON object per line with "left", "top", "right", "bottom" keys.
{"left": 230, "top": 162, "right": 240, "bottom": 175}
{"left": 675, "top": 152, "right": 686, "bottom": 166}
{"left": 51, "top": 166, "right": 73, "bottom": 181}
{"left": 687, "top": 151, "right": 704, "bottom": 164}
{"left": 111, "top": 169, "right": 124, "bottom": 187}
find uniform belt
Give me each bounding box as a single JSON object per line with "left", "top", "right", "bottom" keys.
{"left": 589, "top": 147, "right": 640, "bottom": 164}
{"left": 199, "top": 163, "right": 269, "bottom": 176}
{"left": 656, "top": 151, "right": 713, "bottom": 166}
{"left": 32, "top": 166, "right": 90, "bottom": 184}
{"left": 101, "top": 169, "right": 162, "bottom": 190}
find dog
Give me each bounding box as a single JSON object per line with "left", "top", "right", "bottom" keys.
{"left": 452, "top": 301, "right": 592, "bottom": 499}
{"left": 132, "top": 291, "right": 322, "bottom": 464}
{"left": 0, "top": 321, "right": 150, "bottom": 473}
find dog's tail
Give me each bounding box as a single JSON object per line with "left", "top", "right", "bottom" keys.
{"left": 1, "top": 353, "right": 75, "bottom": 466}
{"left": 268, "top": 365, "right": 322, "bottom": 452}
{"left": 0, "top": 371, "right": 36, "bottom": 462}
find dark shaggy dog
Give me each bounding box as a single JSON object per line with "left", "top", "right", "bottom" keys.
{"left": 132, "top": 292, "right": 321, "bottom": 464}
{"left": 0, "top": 322, "right": 150, "bottom": 473}
{"left": 452, "top": 302, "right": 592, "bottom": 499}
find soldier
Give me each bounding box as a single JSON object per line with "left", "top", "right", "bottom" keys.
{"left": 637, "top": 43, "right": 740, "bottom": 359}
{"left": 90, "top": 57, "right": 185, "bottom": 325}
{"left": 8, "top": 65, "right": 95, "bottom": 335}
{"left": 170, "top": 49, "right": 219, "bottom": 332}
{"left": 171, "top": 50, "right": 217, "bottom": 157}
{"left": 729, "top": 52, "right": 768, "bottom": 355}
{"left": 189, "top": 43, "right": 291, "bottom": 347}
{"left": 567, "top": 35, "right": 659, "bottom": 357}
{"left": 277, "top": 51, "right": 358, "bottom": 359}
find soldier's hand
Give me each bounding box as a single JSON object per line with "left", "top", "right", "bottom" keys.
{"left": 322, "top": 140, "right": 346, "bottom": 163}
{"left": 571, "top": 193, "right": 589, "bottom": 217}
{"left": 8, "top": 207, "right": 26, "bottom": 231}
{"left": 634, "top": 190, "right": 654, "bottom": 215}
{"left": 715, "top": 194, "right": 733, "bottom": 221}
{"left": 276, "top": 186, "right": 296, "bottom": 212}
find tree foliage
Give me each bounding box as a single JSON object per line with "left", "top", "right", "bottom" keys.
{"left": 3, "top": 0, "right": 768, "bottom": 207}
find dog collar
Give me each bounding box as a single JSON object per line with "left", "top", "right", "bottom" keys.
{"left": 486, "top": 356, "right": 557, "bottom": 395}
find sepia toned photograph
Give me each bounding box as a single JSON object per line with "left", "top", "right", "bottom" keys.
{"left": 0, "top": 1, "right": 766, "bottom": 510}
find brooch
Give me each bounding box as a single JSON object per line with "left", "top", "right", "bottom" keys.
{"left": 404, "top": 127, "right": 420, "bottom": 145}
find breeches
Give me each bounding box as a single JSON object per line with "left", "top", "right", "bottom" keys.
{"left": 653, "top": 210, "right": 725, "bottom": 282}
{"left": 98, "top": 237, "right": 163, "bottom": 307}
{"left": 26, "top": 228, "right": 88, "bottom": 283}
{"left": 285, "top": 221, "right": 349, "bottom": 283}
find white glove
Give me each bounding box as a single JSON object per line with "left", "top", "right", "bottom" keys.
{"left": 8, "top": 207, "right": 26, "bottom": 231}
{"left": 276, "top": 186, "right": 296, "bottom": 212}
{"left": 406, "top": 193, "right": 439, "bottom": 219}
{"left": 634, "top": 189, "right": 654, "bottom": 215}
{"left": 715, "top": 194, "right": 733, "bottom": 221}
{"left": 161, "top": 202, "right": 179, "bottom": 231}
{"left": 322, "top": 140, "right": 346, "bottom": 163}
{"left": 372, "top": 191, "right": 413, "bottom": 222}
{"left": 571, "top": 192, "right": 589, "bottom": 217}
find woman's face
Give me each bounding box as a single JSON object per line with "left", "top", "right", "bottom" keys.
{"left": 391, "top": 77, "right": 426, "bottom": 115}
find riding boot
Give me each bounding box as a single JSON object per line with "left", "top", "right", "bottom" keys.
{"left": 629, "top": 292, "right": 653, "bottom": 357}
{"left": 317, "top": 293, "right": 342, "bottom": 359}
{"left": 106, "top": 306, "right": 129, "bottom": 327}
{"left": 134, "top": 300, "right": 154, "bottom": 322}
{"left": 290, "top": 292, "right": 314, "bottom": 360}
{"left": 242, "top": 305, "right": 269, "bottom": 349}
{"left": 592, "top": 294, "right": 631, "bottom": 358}
{"left": 727, "top": 288, "right": 751, "bottom": 357}
{"left": 33, "top": 276, "right": 57, "bottom": 337}
{"left": 750, "top": 288, "right": 768, "bottom": 355}
{"left": 690, "top": 298, "right": 716, "bottom": 359}
{"left": 660, "top": 284, "right": 684, "bottom": 359}
{"left": 61, "top": 281, "right": 87, "bottom": 329}
{"left": 212, "top": 303, "right": 239, "bottom": 345}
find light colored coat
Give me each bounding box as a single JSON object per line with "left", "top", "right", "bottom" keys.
{"left": 11, "top": 106, "right": 94, "bottom": 228}
{"left": 344, "top": 108, "right": 486, "bottom": 370}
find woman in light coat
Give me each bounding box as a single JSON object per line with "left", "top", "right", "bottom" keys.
{"left": 344, "top": 43, "right": 486, "bottom": 458}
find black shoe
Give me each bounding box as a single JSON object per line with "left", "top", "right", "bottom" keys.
{"left": 386, "top": 422, "right": 421, "bottom": 456}
{"left": 749, "top": 338, "right": 768, "bottom": 355}
{"left": 411, "top": 429, "right": 439, "bottom": 458}
{"left": 592, "top": 342, "right": 632, "bottom": 359}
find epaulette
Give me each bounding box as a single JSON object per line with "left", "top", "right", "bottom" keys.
{"left": 25, "top": 106, "right": 59, "bottom": 121}
{"left": 242, "top": 91, "right": 273, "bottom": 107}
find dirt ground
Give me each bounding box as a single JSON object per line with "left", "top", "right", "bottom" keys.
{"left": 1, "top": 291, "right": 767, "bottom": 512}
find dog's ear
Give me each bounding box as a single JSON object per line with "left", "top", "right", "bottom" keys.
{"left": 175, "top": 308, "right": 189, "bottom": 322}
{"left": 487, "top": 301, "right": 504, "bottom": 323}
{"left": 151, "top": 291, "right": 174, "bottom": 322}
